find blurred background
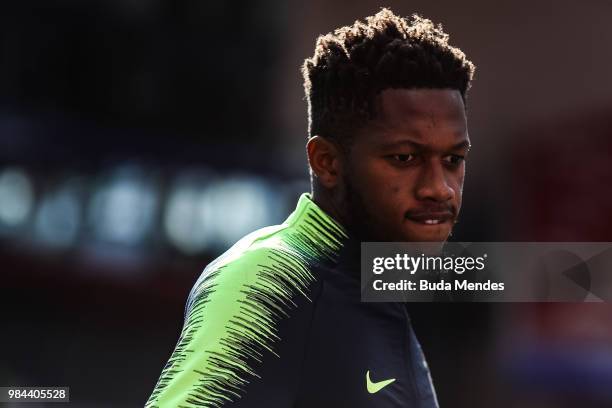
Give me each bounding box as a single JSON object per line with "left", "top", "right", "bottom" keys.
{"left": 1, "top": 0, "right": 611, "bottom": 406}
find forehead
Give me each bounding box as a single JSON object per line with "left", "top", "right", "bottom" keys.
{"left": 358, "top": 88, "right": 468, "bottom": 149}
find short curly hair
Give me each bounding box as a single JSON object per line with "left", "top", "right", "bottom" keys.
{"left": 302, "top": 8, "right": 475, "bottom": 143}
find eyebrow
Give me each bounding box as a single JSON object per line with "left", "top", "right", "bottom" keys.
{"left": 379, "top": 139, "right": 471, "bottom": 151}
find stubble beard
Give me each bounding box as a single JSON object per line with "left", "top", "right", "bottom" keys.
{"left": 341, "top": 172, "right": 387, "bottom": 242}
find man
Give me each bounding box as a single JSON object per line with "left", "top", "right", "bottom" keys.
{"left": 146, "top": 8, "right": 475, "bottom": 407}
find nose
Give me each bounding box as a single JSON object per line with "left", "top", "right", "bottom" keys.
{"left": 414, "top": 161, "right": 455, "bottom": 202}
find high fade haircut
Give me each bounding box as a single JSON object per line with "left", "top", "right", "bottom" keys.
{"left": 302, "top": 8, "right": 475, "bottom": 146}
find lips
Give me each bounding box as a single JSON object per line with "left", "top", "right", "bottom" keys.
{"left": 405, "top": 210, "right": 454, "bottom": 225}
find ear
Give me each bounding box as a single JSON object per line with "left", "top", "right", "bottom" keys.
{"left": 306, "top": 136, "right": 342, "bottom": 189}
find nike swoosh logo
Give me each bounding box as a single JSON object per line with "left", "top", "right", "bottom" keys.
{"left": 366, "top": 370, "right": 396, "bottom": 394}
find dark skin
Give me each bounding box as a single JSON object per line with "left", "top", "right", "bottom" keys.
{"left": 307, "top": 88, "right": 470, "bottom": 242}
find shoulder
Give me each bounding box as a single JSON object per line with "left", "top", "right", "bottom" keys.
{"left": 147, "top": 202, "right": 344, "bottom": 407}
{"left": 185, "top": 223, "right": 317, "bottom": 317}
{"left": 147, "top": 237, "right": 316, "bottom": 407}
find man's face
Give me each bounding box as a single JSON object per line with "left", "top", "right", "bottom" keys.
{"left": 339, "top": 88, "right": 470, "bottom": 242}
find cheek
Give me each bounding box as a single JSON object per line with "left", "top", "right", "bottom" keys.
{"left": 358, "top": 163, "right": 412, "bottom": 203}
{"left": 354, "top": 162, "right": 413, "bottom": 213}
{"left": 453, "top": 169, "right": 466, "bottom": 206}
{"left": 351, "top": 159, "right": 387, "bottom": 190}
{"left": 458, "top": 167, "right": 466, "bottom": 188}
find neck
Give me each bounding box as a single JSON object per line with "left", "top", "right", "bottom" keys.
{"left": 310, "top": 187, "right": 349, "bottom": 233}
{"left": 311, "top": 188, "right": 361, "bottom": 271}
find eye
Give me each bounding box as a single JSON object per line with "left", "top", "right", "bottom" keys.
{"left": 391, "top": 154, "right": 416, "bottom": 163}
{"left": 443, "top": 154, "right": 465, "bottom": 166}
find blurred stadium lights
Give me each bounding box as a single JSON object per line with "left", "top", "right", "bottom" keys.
{"left": 0, "top": 167, "right": 34, "bottom": 231}
{"left": 88, "top": 166, "right": 158, "bottom": 247}
{"left": 199, "top": 176, "right": 288, "bottom": 250}
{"left": 163, "top": 172, "right": 211, "bottom": 255}
{"left": 33, "top": 179, "right": 82, "bottom": 248}
{"left": 1, "top": 163, "right": 302, "bottom": 261}
{"left": 165, "top": 174, "right": 288, "bottom": 254}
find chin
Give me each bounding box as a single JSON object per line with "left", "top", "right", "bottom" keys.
{"left": 403, "top": 230, "right": 451, "bottom": 243}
